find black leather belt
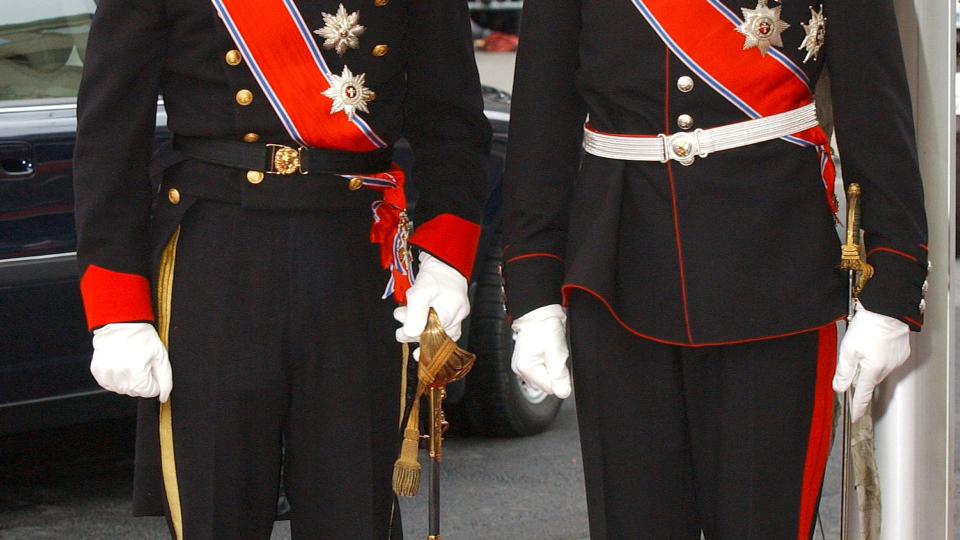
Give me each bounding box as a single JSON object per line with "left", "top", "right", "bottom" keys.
{"left": 173, "top": 136, "right": 393, "bottom": 176}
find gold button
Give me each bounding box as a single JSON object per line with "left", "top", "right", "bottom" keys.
{"left": 225, "top": 49, "right": 242, "bottom": 66}
{"left": 246, "top": 170, "right": 265, "bottom": 184}
{"left": 677, "top": 76, "right": 695, "bottom": 93}
{"left": 374, "top": 0, "right": 389, "bottom": 5}
{"left": 167, "top": 188, "right": 181, "bottom": 205}
{"left": 242, "top": 132, "right": 260, "bottom": 143}
{"left": 236, "top": 89, "right": 254, "bottom": 106}
{"left": 677, "top": 114, "right": 694, "bottom": 130}
{"left": 372, "top": 44, "right": 389, "bottom": 57}
{"left": 348, "top": 177, "right": 364, "bottom": 191}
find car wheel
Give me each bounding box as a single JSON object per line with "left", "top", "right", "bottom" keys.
{"left": 463, "top": 242, "right": 564, "bottom": 437}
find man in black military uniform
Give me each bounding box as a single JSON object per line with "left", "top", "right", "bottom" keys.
{"left": 503, "top": 0, "right": 927, "bottom": 537}
{"left": 74, "top": 0, "right": 490, "bottom": 538}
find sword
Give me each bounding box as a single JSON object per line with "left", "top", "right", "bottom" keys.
{"left": 428, "top": 386, "right": 446, "bottom": 540}
{"left": 391, "top": 309, "right": 476, "bottom": 540}
{"left": 837, "top": 183, "right": 875, "bottom": 540}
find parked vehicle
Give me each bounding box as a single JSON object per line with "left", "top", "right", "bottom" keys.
{"left": 469, "top": 1, "right": 522, "bottom": 34}
{"left": 0, "top": 0, "right": 561, "bottom": 437}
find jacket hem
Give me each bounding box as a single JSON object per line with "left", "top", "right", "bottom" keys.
{"left": 563, "top": 284, "right": 846, "bottom": 348}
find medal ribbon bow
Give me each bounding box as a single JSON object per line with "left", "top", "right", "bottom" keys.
{"left": 361, "top": 168, "right": 414, "bottom": 304}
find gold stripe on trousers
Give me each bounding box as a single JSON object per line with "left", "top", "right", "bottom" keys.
{"left": 157, "top": 227, "right": 184, "bottom": 540}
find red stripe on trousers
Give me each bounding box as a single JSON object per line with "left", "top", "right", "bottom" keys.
{"left": 797, "top": 323, "right": 837, "bottom": 540}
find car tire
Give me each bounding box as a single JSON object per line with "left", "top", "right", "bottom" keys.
{"left": 463, "top": 242, "right": 564, "bottom": 437}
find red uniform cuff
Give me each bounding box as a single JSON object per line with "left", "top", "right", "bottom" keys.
{"left": 409, "top": 213, "right": 481, "bottom": 280}
{"left": 79, "top": 265, "right": 154, "bottom": 331}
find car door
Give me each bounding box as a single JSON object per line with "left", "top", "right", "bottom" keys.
{"left": 0, "top": 0, "right": 107, "bottom": 431}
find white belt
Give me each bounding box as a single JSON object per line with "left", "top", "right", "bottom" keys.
{"left": 582, "top": 103, "right": 818, "bottom": 166}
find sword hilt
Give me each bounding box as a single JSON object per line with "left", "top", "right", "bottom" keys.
{"left": 839, "top": 183, "right": 874, "bottom": 298}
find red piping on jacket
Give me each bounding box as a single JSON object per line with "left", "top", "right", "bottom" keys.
{"left": 663, "top": 46, "right": 695, "bottom": 344}
{"left": 866, "top": 246, "right": 918, "bottom": 262}
{"left": 505, "top": 253, "right": 564, "bottom": 265}
{"left": 903, "top": 315, "right": 923, "bottom": 328}
{"left": 562, "top": 284, "right": 846, "bottom": 348}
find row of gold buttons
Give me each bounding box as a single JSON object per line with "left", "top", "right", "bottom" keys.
{"left": 224, "top": 50, "right": 260, "bottom": 145}
{"left": 370, "top": 0, "right": 391, "bottom": 57}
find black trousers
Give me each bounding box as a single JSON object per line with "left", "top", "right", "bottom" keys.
{"left": 568, "top": 294, "right": 836, "bottom": 540}
{"left": 159, "top": 200, "right": 402, "bottom": 539}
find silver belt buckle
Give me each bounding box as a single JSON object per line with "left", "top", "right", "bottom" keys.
{"left": 660, "top": 132, "right": 698, "bottom": 166}
{"left": 659, "top": 131, "right": 700, "bottom": 166}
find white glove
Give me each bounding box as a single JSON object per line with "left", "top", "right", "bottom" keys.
{"left": 90, "top": 322, "right": 173, "bottom": 402}
{"left": 394, "top": 252, "right": 470, "bottom": 343}
{"left": 510, "top": 304, "right": 572, "bottom": 399}
{"left": 833, "top": 302, "right": 911, "bottom": 422}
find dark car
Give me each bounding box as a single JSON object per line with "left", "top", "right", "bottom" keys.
{"left": 0, "top": 0, "right": 560, "bottom": 438}
{"left": 470, "top": 1, "right": 522, "bottom": 34}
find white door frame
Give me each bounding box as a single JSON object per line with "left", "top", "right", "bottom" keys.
{"left": 867, "top": 1, "right": 956, "bottom": 538}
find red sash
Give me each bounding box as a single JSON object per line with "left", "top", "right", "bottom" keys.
{"left": 631, "top": 0, "right": 838, "bottom": 212}
{"left": 212, "top": 0, "right": 413, "bottom": 301}
{"left": 211, "top": 0, "right": 386, "bottom": 151}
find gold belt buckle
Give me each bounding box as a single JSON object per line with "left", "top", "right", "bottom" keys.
{"left": 266, "top": 144, "right": 308, "bottom": 175}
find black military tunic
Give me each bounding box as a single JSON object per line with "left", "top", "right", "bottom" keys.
{"left": 502, "top": 0, "right": 927, "bottom": 536}
{"left": 503, "top": 0, "right": 927, "bottom": 344}
{"left": 74, "top": 0, "right": 490, "bottom": 537}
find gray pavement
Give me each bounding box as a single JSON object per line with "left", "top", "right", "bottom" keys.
{"left": 0, "top": 404, "right": 591, "bottom": 539}
{"left": 0, "top": 397, "right": 846, "bottom": 539}
{"left": 475, "top": 51, "right": 516, "bottom": 93}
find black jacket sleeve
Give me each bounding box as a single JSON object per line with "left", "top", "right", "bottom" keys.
{"left": 501, "top": 0, "right": 586, "bottom": 319}
{"left": 825, "top": 0, "right": 929, "bottom": 329}
{"left": 74, "top": 0, "right": 166, "bottom": 330}
{"left": 403, "top": 0, "right": 492, "bottom": 279}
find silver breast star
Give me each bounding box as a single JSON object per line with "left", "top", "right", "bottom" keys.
{"left": 314, "top": 4, "right": 365, "bottom": 57}
{"left": 737, "top": 0, "right": 791, "bottom": 56}
{"left": 798, "top": 5, "right": 826, "bottom": 63}
{"left": 322, "top": 66, "right": 376, "bottom": 120}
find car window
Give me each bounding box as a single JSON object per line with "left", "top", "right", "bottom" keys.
{"left": 0, "top": 0, "right": 96, "bottom": 103}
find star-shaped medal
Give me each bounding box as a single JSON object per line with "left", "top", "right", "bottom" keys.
{"left": 322, "top": 66, "right": 376, "bottom": 120}
{"left": 798, "top": 5, "right": 826, "bottom": 63}
{"left": 314, "top": 4, "right": 365, "bottom": 57}
{"left": 737, "top": 0, "right": 790, "bottom": 56}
